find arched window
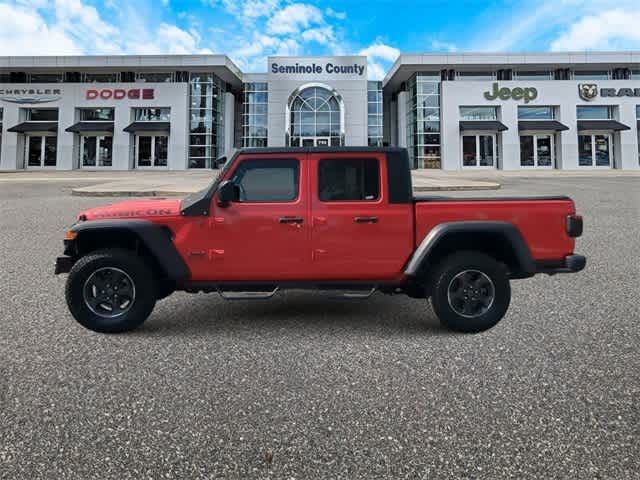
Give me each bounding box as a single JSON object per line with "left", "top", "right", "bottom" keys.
{"left": 287, "top": 85, "right": 343, "bottom": 146}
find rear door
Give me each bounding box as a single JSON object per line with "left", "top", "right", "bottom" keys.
{"left": 205, "top": 153, "right": 311, "bottom": 281}
{"left": 308, "top": 152, "right": 414, "bottom": 280}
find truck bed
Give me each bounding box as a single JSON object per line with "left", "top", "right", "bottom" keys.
{"left": 412, "top": 195, "right": 577, "bottom": 261}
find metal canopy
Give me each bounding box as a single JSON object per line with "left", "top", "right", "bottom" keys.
{"left": 576, "top": 120, "right": 630, "bottom": 131}
{"left": 459, "top": 120, "right": 508, "bottom": 132}
{"left": 518, "top": 120, "right": 570, "bottom": 131}
{"left": 7, "top": 121, "right": 58, "bottom": 133}
{"left": 66, "top": 121, "right": 114, "bottom": 133}
{"left": 123, "top": 121, "right": 171, "bottom": 133}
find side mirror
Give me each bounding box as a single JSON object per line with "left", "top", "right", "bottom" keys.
{"left": 217, "top": 180, "right": 238, "bottom": 207}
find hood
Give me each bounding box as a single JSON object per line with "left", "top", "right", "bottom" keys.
{"left": 80, "top": 198, "right": 182, "bottom": 221}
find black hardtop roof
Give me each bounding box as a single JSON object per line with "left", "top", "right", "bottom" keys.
{"left": 236, "top": 146, "right": 407, "bottom": 155}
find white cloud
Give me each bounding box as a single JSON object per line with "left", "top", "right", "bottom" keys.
{"left": 551, "top": 9, "right": 640, "bottom": 50}
{"left": 243, "top": 0, "right": 280, "bottom": 19}
{"left": 0, "top": 0, "right": 215, "bottom": 56}
{"left": 301, "top": 26, "right": 335, "bottom": 45}
{"left": 266, "top": 3, "right": 323, "bottom": 35}
{"left": 325, "top": 7, "right": 346, "bottom": 20}
{"left": 431, "top": 40, "right": 458, "bottom": 52}
{"left": 358, "top": 41, "right": 400, "bottom": 79}
{"left": 0, "top": 3, "right": 83, "bottom": 55}
{"left": 358, "top": 42, "right": 400, "bottom": 62}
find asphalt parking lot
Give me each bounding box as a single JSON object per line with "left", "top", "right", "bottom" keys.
{"left": 0, "top": 176, "right": 638, "bottom": 479}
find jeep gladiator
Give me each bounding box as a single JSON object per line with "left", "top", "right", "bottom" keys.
{"left": 55, "top": 147, "right": 585, "bottom": 333}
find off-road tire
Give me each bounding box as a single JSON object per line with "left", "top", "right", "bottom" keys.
{"left": 430, "top": 251, "right": 511, "bottom": 333}
{"left": 65, "top": 249, "right": 157, "bottom": 333}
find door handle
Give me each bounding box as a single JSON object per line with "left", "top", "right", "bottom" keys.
{"left": 279, "top": 216, "right": 304, "bottom": 224}
{"left": 354, "top": 216, "right": 378, "bottom": 224}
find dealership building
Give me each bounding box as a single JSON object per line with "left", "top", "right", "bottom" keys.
{"left": 0, "top": 51, "right": 639, "bottom": 171}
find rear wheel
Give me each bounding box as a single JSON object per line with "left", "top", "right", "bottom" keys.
{"left": 429, "top": 251, "right": 510, "bottom": 333}
{"left": 65, "top": 249, "right": 157, "bottom": 333}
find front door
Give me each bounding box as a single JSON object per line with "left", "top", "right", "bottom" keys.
{"left": 136, "top": 134, "right": 168, "bottom": 168}
{"left": 520, "top": 134, "right": 555, "bottom": 168}
{"left": 578, "top": 134, "right": 612, "bottom": 167}
{"left": 26, "top": 135, "right": 57, "bottom": 168}
{"left": 462, "top": 134, "right": 497, "bottom": 168}
{"left": 308, "top": 152, "right": 414, "bottom": 280}
{"left": 201, "top": 154, "right": 310, "bottom": 281}
{"left": 81, "top": 135, "right": 113, "bottom": 168}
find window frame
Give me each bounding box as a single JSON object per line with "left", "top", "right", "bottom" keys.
{"left": 230, "top": 158, "right": 300, "bottom": 203}
{"left": 317, "top": 157, "right": 381, "bottom": 203}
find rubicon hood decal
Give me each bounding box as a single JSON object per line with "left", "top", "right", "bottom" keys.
{"left": 81, "top": 198, "right": 182, "bottom": 220}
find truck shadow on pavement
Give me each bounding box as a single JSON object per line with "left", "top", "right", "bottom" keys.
{"left": 137, "top": 292, "right": 450, "bottom": 337}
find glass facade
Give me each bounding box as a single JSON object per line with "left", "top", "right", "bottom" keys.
{"left": 135, "top": 72, "right": 174, "bottom": 83}
{"left": 367, "top": 81, "right": 383, "bottom": 147}
{"left": 518, "top": 106, "right": 555, "bottom": 119}
{"left": 406, "top": 73, "right": 441, "bottom": 169}
{"left": 27, "top": 108, "right": 59, "bottom": 121}
{"left": 514, "top": 70, "right": 554, "bottom": 80}
{"left": 456, "top": 71, "right": 496, "bottom": 81}
{"left": 289, "top": 86, "right": 342, "bottom": 147}
{"left": 134, "top": 108, "right": 170, "bottom": 122}
{"left": 189, "top": 72, "right": 225, "bottom": 168}
{"left": 460, "top": 106, "right": 498, "bottom": 121}
{"left": 83, "top": 72, "right": 120, "bottom": 83}
{"left": 573, "top": 70, "right": 611, "bottom": 80}
{"left": 80, "top": 108, "right": 114, "bottom": 121}
{"left": 242, "top": 82, "right": 268, "bottom": 147}
{"left": 576, "top": 106, "right": 613, "bottom": 120}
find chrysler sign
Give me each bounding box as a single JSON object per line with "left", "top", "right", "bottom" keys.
{"left": 0, "top": 88, "right": 62, "bottom": 104}
{"left": 579, "top": 83, "right": 640, "bottom": 101}
{"left": 86, "top": 88, "right": 155, "bottom": 100}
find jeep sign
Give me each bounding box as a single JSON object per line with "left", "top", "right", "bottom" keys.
{"left": 484, "top": 83, "right": 538, "bottom": 103}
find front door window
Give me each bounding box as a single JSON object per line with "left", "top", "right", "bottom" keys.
{"left": 520, "top": 134, "right": 554, "bottom": 167}
{"left": 81, "top": 135, "right": 113, "bottom": 167}
{"left": 579, "top": 134, "right": 612, "bottom": 167}
{"left": 27, "top": 135, "right": 57, "bottom": 168}
{"left": 27, "top": 136, "right": 43, "bottom": 167}
{"left": 136, "top": 135, "right": 168, "bottom": 168}
{"left": 462, "top": 134, "right": 496, "bottom": 167}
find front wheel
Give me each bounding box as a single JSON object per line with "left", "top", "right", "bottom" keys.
{"left": 65, "top": 249, "right": 157, "bottom": 333}
{"left": 430, "top": 251, "right": 511, "bottom": 333}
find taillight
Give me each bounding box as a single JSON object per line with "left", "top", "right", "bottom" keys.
{"left": 566, "top": 214, "right": 583, "bottom": 238}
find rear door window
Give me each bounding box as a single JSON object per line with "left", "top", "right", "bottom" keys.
{"left": 318, "top": 159, "right": 380, "bottom": 202}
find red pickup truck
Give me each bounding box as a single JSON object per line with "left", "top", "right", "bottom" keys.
{"left": 55, "top": 147, "right": 585, "bottom": 334}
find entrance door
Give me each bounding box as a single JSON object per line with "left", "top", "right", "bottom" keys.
{"left": 578, "top": 134, "right": 612, "bottom": 167}
{"left": 26, "top": 135, "right": 57, "bottom": 168}
{"left": 520, "top": 134, "right": 554, "bottom": 168}
{"left": 462, "top": 134, "right": 496, "bottom": 167}
{"left": 136, "top": 135, "right": 168, "bottom": 168}
{"left": 81, "top": 135, "right": 113, "bottom": 167}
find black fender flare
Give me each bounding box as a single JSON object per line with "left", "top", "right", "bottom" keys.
{"left": 70, "top": 219, "right": 190, "bottom": 282}
{"left": 404, "top": 221, "right": 536, "bottom": 277}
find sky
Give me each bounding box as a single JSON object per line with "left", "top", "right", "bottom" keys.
{"left": 0, "top": 0, "right": 639, "bottom": 79}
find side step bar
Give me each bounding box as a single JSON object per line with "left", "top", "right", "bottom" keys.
{"left": 216, "top": 287, "right": 279, "bottom": 300}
